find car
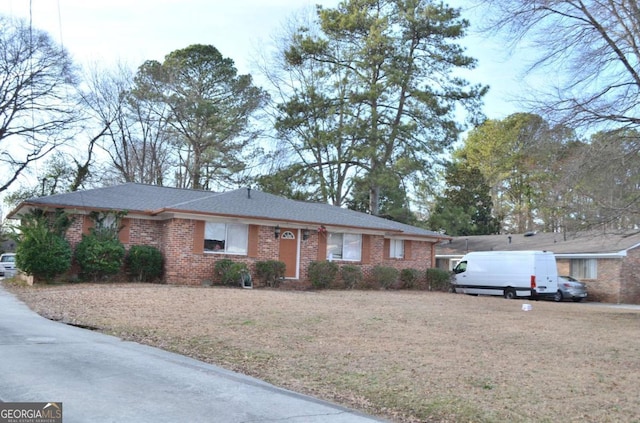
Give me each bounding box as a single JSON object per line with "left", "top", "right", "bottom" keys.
{"left": 554, "top": 275, "right": 587, "bottom": 302}
{"left": 0, "top": 253, "right": 16, "bottom": 278}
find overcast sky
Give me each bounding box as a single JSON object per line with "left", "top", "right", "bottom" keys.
{"left": 1, "top": 0, "right": 531, "bottom": 120}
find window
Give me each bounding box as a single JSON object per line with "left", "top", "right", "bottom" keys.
{"left": 571, "top": 258, "right": 597, "bottom": 279}
{"left": 327, "top": 232, "right": 362, "bottom": 261}
{"left": 389, "top": 239, "right": 404, "bottom": 259}
{"left": 204, "top": 222, "right": 248, "bottom": 254}
{"left": 100, "top": 214, "right": 117, "bottom": 229}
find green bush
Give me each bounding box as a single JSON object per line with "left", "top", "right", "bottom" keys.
{"left": 214, "top": 258, "right": 234, "bottom": 283}
{"left": 214, "top": 259, "right": 249, "bottom": 286}
{"left": 255, "top": 260, "right": 286, "bottom": 287}
{"left": 340, "top": 265, "right": 363, "bottom": 289}
{"left": 126, "top": 245, "right": 163, "bottom": 282}
{"left": 11, "top": 209, "right": 73, "bottom": 283}
{"left": 75, "top": 234, "right": 126, "bottom": 282}
{"left": 372, "top": 265, "right": 399, "bottom": 289}
{"left": 307, "top": 261, "right": 339, "bottom": 289}
{"left": 17, "top": 233, "right": 72, "bottom": 283}
{"left": 426, "top": 268, "right": 452, "bottom": 291}
{"left": 399, "top": 268, "right": 421, "bottom": 289}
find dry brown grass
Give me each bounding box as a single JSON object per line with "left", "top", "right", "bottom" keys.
{"left": 5, "top": 282, "right": 640, "bottom": 422}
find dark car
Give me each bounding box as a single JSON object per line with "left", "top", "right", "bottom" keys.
{"left": 554, "top": 275, "right": 587, "bottom": 302}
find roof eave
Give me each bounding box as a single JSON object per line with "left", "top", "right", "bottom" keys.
{"left": 156, "top": 208, "right": 444, "bottom": 239}
{"left": 7, "top": 202, "right": 155, "bottom": 220}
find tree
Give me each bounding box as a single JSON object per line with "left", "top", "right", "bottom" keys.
{"left": 2, "top": 150, "right": 99, "bottom": 212}
{"left": 134, "top": 45, "right": 268, "bottom": 190}
{"left": 563, "top": 129, "right": 640, "bottom": 230}
{"left": 274, "top": 0, "right": 486, "bottom": 214}
{"left": 261, "top": 11, "right": 364, "bottom": 206}
{"left": 253, "top": 165, "right": 324, "bottom": 201}
{"left": 478, "top": 0, "right": 640, "bottom": 131}
{"left": 0, "top": 16, "right": 80, "bottom": 193}
{"left": 458, "top": 113, "right": 576, "bottom": 232}
{"left": 428, "top": 162, "right": 500, "bottom": 235}
{"left": 346, "top": 174, "right": 418, "bottom": 225}
{"left": 83, "top": 63, "right": 174, "bottom": 185}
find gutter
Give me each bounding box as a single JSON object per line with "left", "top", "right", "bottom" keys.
{"left": 554, "top": 252, "right": 627, "bottom": 259}
{"left": 438, "top": 252, "right": 628, "bottom": 259}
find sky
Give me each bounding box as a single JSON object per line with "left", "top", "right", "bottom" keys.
{"left": 0, "top": 0, "right": 530, "bottom": 120}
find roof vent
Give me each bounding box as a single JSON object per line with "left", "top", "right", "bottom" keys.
{"left": 247, "top": 187, "right": 251, "bottom": 199}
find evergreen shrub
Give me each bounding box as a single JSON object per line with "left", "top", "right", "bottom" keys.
{"left": 340, "top": 265, "right": 363, "bottom": 289}
{"left": 372, "top": 265, "right": 399, "bottom": 289}
{"left": 307, "top": 261, "right": 339, "bottom": 289}
{"left": 255, "top": 260, "right": 286, "bottom": 287}
{"left": 126, "top": 245, "right": 163, "bottom": 282}
{"left": 426, "top": 268, "right": 452, "bottom": 291}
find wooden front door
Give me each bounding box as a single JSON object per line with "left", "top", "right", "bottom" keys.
{"left": 278, "top": 228, "right": 299, "bottom": 278}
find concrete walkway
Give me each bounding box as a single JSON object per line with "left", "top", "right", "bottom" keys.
{"left": 0, "top": 286, "right": 386, "bottom": 423}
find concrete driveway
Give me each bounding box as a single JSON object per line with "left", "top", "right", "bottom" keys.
{"left": 0, "top": 286, "right": 386, "bottom": 423}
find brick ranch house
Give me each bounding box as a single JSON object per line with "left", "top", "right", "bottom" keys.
{"left": 436, "top": 231, "right": 640, "bottom": 304}
{"left": 8, "top": 183, "right": 450, "bottom": 286}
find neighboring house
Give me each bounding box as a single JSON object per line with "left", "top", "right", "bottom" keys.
{"left": 7, "top": 183, "right": 449, "bottom": 286}
{"left": 436, "top": 231, "right": 640, "bottom": 304}
{"left": 1, "top": 239, "right": 16, "bottom": 254}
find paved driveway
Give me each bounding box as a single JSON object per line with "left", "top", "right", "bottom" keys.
{"left": 0, "top": 287, "right": 386, "bottom": 423}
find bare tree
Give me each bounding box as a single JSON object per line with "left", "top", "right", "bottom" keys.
{"left": 476, "top": 0, "right": 640, "bottom": 229}
{"left": 0, "top": 16, "right": 80, "bottom": 193}
{"left": 82, "top": 62, "right": 173, "bottom": 185}
{"left": 560, "top": 129, "right": 640, "bottom": 230}
{"left": 478, "top": 0, "right": 640, "bottom": 130}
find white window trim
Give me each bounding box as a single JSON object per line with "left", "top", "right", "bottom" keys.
{"left": 390, "top": 239, "right": 404, "bottom": 259}
{"left": 326, "top": 232, "right": 362, "bottom": 262}
{"left": 204, "top": 222, "right": 248, "bottom": 255}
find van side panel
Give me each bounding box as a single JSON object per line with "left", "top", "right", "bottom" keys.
{"left": 453, "top": 251, "right": 557, "bottom": 299}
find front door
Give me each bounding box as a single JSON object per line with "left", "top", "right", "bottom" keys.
{"left": 278, "top": 228, "right": 299, "bottom": 278}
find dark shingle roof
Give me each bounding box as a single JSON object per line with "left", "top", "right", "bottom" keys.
{"left": 17, "top": 183, "right": 214, "bottom": 212}
{"left": 437, "top": 231, "right": 640, "bottom": 256}
{"left": 12, "top": 183, "right": 446, "bottom": 239}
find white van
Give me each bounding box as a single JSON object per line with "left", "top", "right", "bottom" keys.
{"left": 452, "top": 251, "right": 558, "bottom": 299}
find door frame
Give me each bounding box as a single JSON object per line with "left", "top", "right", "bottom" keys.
{"left": 278, "top": 228, "right": 300, "bottom": 279}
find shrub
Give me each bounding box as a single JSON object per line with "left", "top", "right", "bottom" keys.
{"left": 307, "top": 261, "right": 339, "bottom": 289}
{"left": 214, "top": 258, "right": 234, "bottom": 284}
{"left": 214, "top": 259, "right": 249, "bottom": 286}
{"left": 11, "top": 209, "right": 73, "bottom": 283}
{"left": 75, "top": 234, "right": 126, "bottom": 282}
{"left": 255, "top": 260, "right": 286, "bottom": 287}
{"left": 399, "top": 268, "right": 421, "bottom": 289}
{"left": 126, "top": 245, "right": 163, "bottom": 282}
{"left": 17, "top": 233, "right": 72, "bottom": 283}
{"left": 426, "top": 268, "right": 453, "bottom": 291}
{"left": 340, "top": 265, "right": 363, "bottom": 289}
{"left": 372, "top": 265, "right": 399, "bottom": 289}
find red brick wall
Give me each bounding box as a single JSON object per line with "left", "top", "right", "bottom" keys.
{"left": 63, "top": 214, "right": 438, "bottom": 287}
{"left": 557, "top": 257, "right": 625, "bottom": 303}
{"left": 304, "top": 236, "right": 434, "bottom": 282}
{"left": 66, "top": 215, "right": 84, "bottom": 248}
{"left": 160, "top": 220, "right": 283, "bottom": 285}
{"left": 129, "top": 219, "right": 162, "bottom": 248}
{"left": 590, "top": 257, "right": 623, "bottom": 303}
{"left": 556, "top": 259, "right": 571, "bottom": 276}
{"left": 620, "top": 249, "right": 640, "bottom": 304}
